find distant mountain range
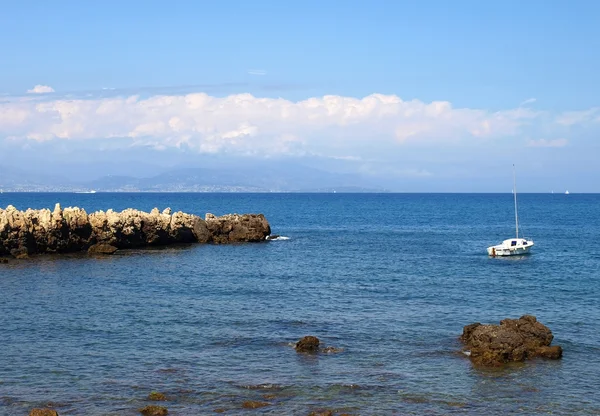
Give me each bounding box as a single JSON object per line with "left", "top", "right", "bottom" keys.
{"left": 0, "top": 165, "right": 390, "bottom": 193}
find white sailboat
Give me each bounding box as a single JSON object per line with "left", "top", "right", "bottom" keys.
{"left": 487, "top": 165, "right": 534, "bottom": 257}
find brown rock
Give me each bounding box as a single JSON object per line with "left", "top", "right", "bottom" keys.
{"left": 10, "top": 247, "right": 29, "bottom": 259}
{"left": 147, "top": 391, "right": 168, "bottom": 401}
{"left": 460, "top": 315, "right": 562, "bottom": 366}
{"left": 0, "top": 204, "right": 271, "bottom": 258}
{"left": 308, "top": 410, "right": 334, "bottom": 416}
{"left": 29, "top": 410, "right": 59, "bottom": 416}
{"left": 242, "top": 400, "right": 270, "bottom": 409}
{"left": 461, "top": 322, "right": 481, "bottom": 341}
{"left": 0, "top": 258, "right": 8, "bottom": 263}
{"left": 295, "top": 336, "right": 320, "bottom": 353}
{"left": 87, "top": 243, "right": 118, "bottom": 255}
{"left": 0, "top": 204, "right": 270, "bottom": 257}
{"left": 169, "top": 211, "right": 211, "bottom": 243}
{"left": 205, "top": 213, "right": 271, "bottom": 243}
{"left": 535, "top": 345, "right": 563, "bottom": 359}
{"left": 139, "top": 405, "right": 168, "bottom": 416}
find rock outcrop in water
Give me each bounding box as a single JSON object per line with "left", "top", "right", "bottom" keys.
{"left": 295, "top": 336, "right": 321, "bottom": 353}
{"left": 294, "top": 336, "right": 343, "bottom": 354}
{"left": 205, "top": 213, "right": 272, "bottom": 244}
{"left": 0, "top": 204, "right": 271, "bottom": 258}
{"left": 460, "top": 315, "right": 563, "bottom": 367}
{"left": 29, "top": 410, "right": 59, "bottom": 416}
{"left": 139, "top": 405, "right": 168, "bottom": 416}
{"left": 242, "top": 401, "right": 271, "bottom": 409}
{"left": 147, "top": 391, "right": 168, "bottom": 401}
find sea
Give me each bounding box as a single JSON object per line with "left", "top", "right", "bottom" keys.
{"left": 0, "top": 193, "right": 599, "bottom": 415}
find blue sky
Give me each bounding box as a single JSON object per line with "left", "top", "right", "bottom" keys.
{"left": 1, "top": 0, "right": 599, "bottom": 191}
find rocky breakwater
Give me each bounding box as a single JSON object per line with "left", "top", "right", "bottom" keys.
{"left": 0, "top": 204, "right": 271, "bottom": 258}
{"left": 205, "top": 213, "right": 271, "bottom": 244}
{"left": 460, "top": 315, "right": 563, "bottom": 367}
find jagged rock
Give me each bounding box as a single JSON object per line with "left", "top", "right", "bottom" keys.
{"left": 205, "top": 213, "right": 271, "bottom": 243}
{"left": 170, "top": 211, "right": 211, "bottom": 244}
{"left": 295, "top": 336, "right": 320, "bottom": 353}
{"left": 0, "top": 205, "right": 271, "bottom": 257}
{"left": 460, "top": 315, "right": 562, "bottom": 366}
{"left": 139, "top": 405, "right": 168, "bottom": 416}
{"left": 88, "top": 243, "right": 118, "bottom": 255}
{"left": 29, "top": 409, "right": 59, "bottom": 416}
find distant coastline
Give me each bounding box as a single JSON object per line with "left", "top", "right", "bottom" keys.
{"left": 0, "top": 190, "right": 589, "bottom": 194}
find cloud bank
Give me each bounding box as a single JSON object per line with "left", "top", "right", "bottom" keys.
{"left": 26, "top": 85, "right": 55, "bottom": 94}
{"left": 0, "top": 86, "right": 588, "bottom": 158}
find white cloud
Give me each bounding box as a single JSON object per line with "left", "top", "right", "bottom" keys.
{"left": 555, "top": 108, "right": 600, "bottom": 126}
{"left": 248, "top": 69, "right": 267, "bottom": 76}
{"left": 0, "top": 90, "right": 585, "bottom": 158}
{"left": 528, "top": 138, "right": 569, "bottom": 148}
{"left": 519, "top": 98, "right": 536, "bottom": 106}
{"left": 26, "top": 85, "right": 55, "bottom": 94}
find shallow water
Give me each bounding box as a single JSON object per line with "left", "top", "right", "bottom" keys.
{"left": 1, "top": 193, "right": 599, "bottom": 415}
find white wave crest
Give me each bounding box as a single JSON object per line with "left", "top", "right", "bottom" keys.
{"left": 267, "top": 235, "right": 290, "bottom": 241}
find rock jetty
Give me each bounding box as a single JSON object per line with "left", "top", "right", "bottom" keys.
{"left": 0, "top": 204, "right": 271, "bottom": 258}
{"left": 460, "top": 315, "right": 563, "bottom": 367}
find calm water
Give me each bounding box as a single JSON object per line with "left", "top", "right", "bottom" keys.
{"left": 1, "top": 193, "right": 599, "bottom": 415}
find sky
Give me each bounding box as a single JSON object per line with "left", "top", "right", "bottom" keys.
{"left": 1, "top": 0, "right": 599, "bottom": 192}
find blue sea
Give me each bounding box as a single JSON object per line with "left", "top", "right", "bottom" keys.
{"left": 1, "top": 193, "right": 599, "bottom": 415}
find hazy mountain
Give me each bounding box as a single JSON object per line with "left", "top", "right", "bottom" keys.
{"left": 0, "top": 163, "right": 389, "bottom": 192}
{"left": 83, "top": 165, "right": 388, "bottom": 192}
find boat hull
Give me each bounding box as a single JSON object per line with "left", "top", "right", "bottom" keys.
{"left": 487, "top": 243, "right": 533, "bottom": 257}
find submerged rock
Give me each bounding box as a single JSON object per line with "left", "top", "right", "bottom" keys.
{"left": 322, "top": 346, "right": 344, "bottom": 354}
{"left": 29, "top": 410, "right": 59, "bottom": 416}
{"left": 536, "top": 345, "right": 563, "bottom": 359}
{"left": 242, "top": 401, "right": 271, "bottom": 409}
{"left": 460, "top": 315, "right": 563, "bottom": 366}
{"left": 87, "top": 243, "right": 118, "bottom": 255}
{"left": 308, "top": 410, "right": 334, "bottom": 416}
{"left": 10, "top": 247, "right": 29, "bottom": 259}
{"left": 0, "top": 205, "right": 271, "bottom": 257}
{"left": 147, "top": 391, "right": 168, "bottom": 401}
{"left": 139, "top": 405, "right": 168, "bottom": 416}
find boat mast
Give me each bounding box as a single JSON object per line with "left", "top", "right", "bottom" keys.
{"left": 513, "top": 164, "right": 519, "bottom": 239}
